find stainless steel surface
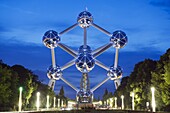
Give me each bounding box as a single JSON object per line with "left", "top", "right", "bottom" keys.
{"left": 60, "top": 76, "right": 78, "bottom": 92}
{"left": 110, "top": 30, "right": 128, "bottom": 49}
{"left": 95, "top": 59, "right": 109, "bottom": 71}
{"left": 93, "top": 43, "right": 112, "bottom": 58}
{"left": 58, "top": 43, "right": 77, "bottom": 57}
{"left": 59, "top": 23, "right": 78, "bottom": 35}
{"left": 77, "top": 11, "right": 93, "bottom": 28}
{"left": 75, "top": 45, "right": 95, "bottom": 73}
{"left": 107, "top": 66, "right": 122, "bottom": 80}
{"left": 91, "top": 77, "right": 110, "bottom": 92}
{"left": 61, "top": 59, "right": 75, "bottom": 71}
{"left": 42, "top": 10, "right": 128, "bottom": 101}
{"left": 43, "top": 30, "right": 60, "bottom": 49}
{"left": 91, "top": 23, "right": 112, "bottom": 36}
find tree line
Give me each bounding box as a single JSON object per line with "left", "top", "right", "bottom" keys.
{"left": 102, "top": 48, "right": 170, "bottom": 111}
{"left": 0, "top": 61, "right": 67, "bottom": 111}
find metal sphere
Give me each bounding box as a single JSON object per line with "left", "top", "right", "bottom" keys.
{"left": 110, "top": 30, "right": 128, "bottom": 49}
{"left": 75, "top": 45, "right": 95, "bottom": 73}
{"left": 47, "top": 65, "right": 62, "bottom": 80}
{"left": 77, "top": 11, "right": 93, "bottom": 28}
{"left": 77, "top": 90, "right": 92, "bottom": 103}
{"left": 107, "top": 66, "right": 123, "bottom": 80}
{"left": 42, "top": 30, "right": 60, "bottom": 49}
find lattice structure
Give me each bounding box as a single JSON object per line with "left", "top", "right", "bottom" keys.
{"left": 42, "top": 10, "right": 128, "bottom": 104}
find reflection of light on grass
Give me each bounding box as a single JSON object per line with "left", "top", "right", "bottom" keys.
{"left": 36, "top": 92, "right": 40, "bottom": 111}
{"left": 151, "top": 87, "right": 156, "bottom": 112}
{"left": 18, "top": 87, "right": 23, "bottom": 112}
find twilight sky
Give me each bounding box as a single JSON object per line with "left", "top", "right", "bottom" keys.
{"left": 0, "top": 0, "right": 170, "bottom": 99}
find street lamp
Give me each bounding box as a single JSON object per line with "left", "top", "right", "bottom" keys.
{"left": 18, "top": 87, "right": 23, "bottom": 112}
{"left": 114, "top": 97, "right": 117, "bottom": 108}
{"left": 110, "top": 98, "right": 113, "bottom": 108}
{"left": 131, "top": 92, "right": 135, "bottom": 110}
{"left": 46, "top": 95, "right": 49, "bottom": 110}
{"left": 53, "top": 97, "right": 56, "bottom": 108}
{"left": 151, "top": 87, "right": 156, "bottom": 112}
{"left": 36, "top": 92, "right": 40, "bottom": 111}
{"left": 121, "top": 95, "right": 124, "bottom": 109}
{"left": 58, "top": 98, "right": 60, "bottom": 108}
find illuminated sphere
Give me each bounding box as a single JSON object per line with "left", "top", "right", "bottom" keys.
{"left": 107, "top": 66, "right": 123, "bottom": 80}
{"left": 75, "top": 45, "right": 95, "bottom": 73}
{"left": 110, "top": 30, "right": 128, "bottom": 49}
{"left": 77, "top": 90, "right": 92, "bottom": 103}
{"left": 42, "top": 30, "right": 60, "bottom": 49}
{"left": 77, "top": 11, "right": 93, "bottom": 28}
{"left": 47, "top": 65, "right": 62, "bottom": 80}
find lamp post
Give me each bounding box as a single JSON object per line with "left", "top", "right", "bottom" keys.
{"left": 114, "top": 97, "right": 117, "bottom": 108}
{"left": 121, "top": 95, "right": 124, "bottom": 109}
{"left": 18, "top": 87, "right": 23, "bottom": 112}
{"left": 151, "top": 87, "right": 156, "bottom": 112}
{"left": 54, "top": 97, "right": 56, "bottom": 108}
{"left": 110, "top": 98, "right": 113, "bottom": 108}
{"left": 36, "top": 92, "right": 40, "bottom": 111}
{"left": 132, "top": 92, "right": 135, "bottom": 110}
{"left": 46, "top": 95, "right": 49, "bottom": 110}
{"left": 61, "top": 99, "right": 63, "bottom": 107}
{"left": 58, "top": 98, "right": 60, "bottom": 108}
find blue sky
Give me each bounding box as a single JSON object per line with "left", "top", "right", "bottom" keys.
{"left": 0, "top": 0, "right": 170, "bottom": 99}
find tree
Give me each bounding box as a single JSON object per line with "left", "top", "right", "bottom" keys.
{"left": 151, "top": 49, "right": 170, "bottom": 111}
{"left": 0, "top": 64, "right": 19, "bottom": 111}
{"left": 11, "top": 65, "right": 38, "bottom": 108}
{"left": 59, "top": 86, "right": 65, "bottom": 97}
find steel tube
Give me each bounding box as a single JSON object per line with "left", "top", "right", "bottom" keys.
{"left": 91, "top": 23, "right": 112, "bottom": 36}
{"left": 51, "top": 48, "right": 56, "bottom": 68}
{"left": 84, "top": 27, "right": 87, "bottom": 48}
{"left": 58, "top": 43, "right": 77, "bottom": 57}
{"left": 114, "top": 48, "right": 119, "bottom": 68}
{"left": 59, "top": 23, "right": 78, "bottom": 35}
{"left": 60, "top": 76, "right": 78, "bottom": 92}
{"left": 93, "top": 43, "right": 112, "bottom": 58}
{"left": 61, "top": 59, "right": 75, "bottom": 71}
{"left": 95, "top": 59, "right": 109, "bottom": 71}
{"left": 91, "top": 77, "right": 110, "bottom": 92}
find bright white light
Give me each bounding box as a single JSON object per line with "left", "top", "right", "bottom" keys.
{"left": 109, "top": 98, "right": 113, "bottom": 108}
{"left": 131, "top": 92, "right": 135, "bottom": 110}
{"left": 151, "top": 87, "right": 156, "bottom": 112}
{"left": 114, "top": 97, "right": 117, "bottom": 108}
{"left": 46, "top": 95, "right": 49, "bottom": 109}
{"left": 18, "top": 87, "right": 23, "bottom": 112}
{"left": 121, "top": 95, "right": 124, "bottom": 109}
{"left": 58, "top": 98, "right": 60, "bottom": 108}
{"left": 36, "top": 92, "right": 40, "bottom": 111}
{"left": 54, "top": 97, "right": 56, "bottom": 108}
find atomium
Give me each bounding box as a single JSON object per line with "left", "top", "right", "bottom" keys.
{"left": 77, "top": 11, "right": 93, "bottom": 28}
{"left": 47, "top": 65, "right": 62, "bottom": 80}
{"left": 107, "top": 66, "right": 123, "bottom": 80}
{"left": 42, "top": 9, "right": 128, "bottom": 104}
{"left": 77, "top": 89, "right": 93, "bottom": 103}
{"left": 75, "top": 45, "right": 95, "bottom": 73}
{"left": 110, "top": 30, "right": 128, "bottom": 49}
{"left": 42, "top": 30, "right": 60, "bottom": 49}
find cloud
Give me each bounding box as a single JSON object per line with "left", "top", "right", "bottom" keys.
{"left": 150, "top": 0, "right": 170, "bottom": 14}
{"left": 0, "top": 26, "right": 10, "bottom": 33}
{"left": 0, "top": 37, "right": 164, "bottom": 99}
{"left": 150, "top": 0, "right": 170, "bottom": 7}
